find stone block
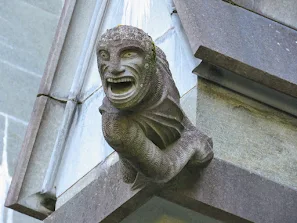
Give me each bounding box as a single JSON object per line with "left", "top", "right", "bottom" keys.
{"left": 174, "top": 0, "right": 297, "bottom": 98}
{"left": 6, "top": 96, "right": 65, "bottom": 220}
{"left": 0, "top": 115, "right": 4, "bottom": 165}
{"left": 190, "top": 78, "right": 297, "bottom": 189}
{"left": 194, "top": 59, "right": 297, "bottom": 117}
{"left": 0, "top": 0, "right": 62, "bottom": 77}
{"left": 230, "top": 0, "right": 297, "bottom": 30}
{"left": 0, "top": 61, "right": 41, "bottom": 122}
{"left": 44, "top": 0, "right": 98, "bottom": 99}
{"left": 0, "top": 116, "right": 42, "bottom": 223}
{"left": 56, "top": 153, "right": 119, "bottom": 209}
{"left": 7, "top": 119, "right": 27, "bottom": 176}
{"left": 19, "top": 97, "right": 65, "bottom": 200}
{"left": 44, "top": 156, "right": 297, "bottom": 223}
{"left": 56, "top": 88, "right": 113, "bottom": 197}
{"left": 121, "top": 197, "right": 222, "bottom": 223}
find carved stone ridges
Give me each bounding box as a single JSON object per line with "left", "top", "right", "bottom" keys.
{"left": 97, "top": 25, "right": 213, "bottom": 187}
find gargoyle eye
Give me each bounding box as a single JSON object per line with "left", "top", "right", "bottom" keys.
{"left": 121, "top": 51, "right": 138, "bottom": 59}
{"left": 99, "top": 50, "right": 109, "bottom": 60}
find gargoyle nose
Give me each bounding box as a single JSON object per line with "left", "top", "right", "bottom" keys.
{"left": 110, "top": 67, "right": 125, "bottom": 75}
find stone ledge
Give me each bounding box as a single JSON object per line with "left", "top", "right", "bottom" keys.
{"left": 174, "top": 0, "right": 297, "bottom": 101}
{"left": 193, "top": 48, "right": 297, "bottom": 117}
{"left": 43, "top": 157, "right": 297, "bottom": 223}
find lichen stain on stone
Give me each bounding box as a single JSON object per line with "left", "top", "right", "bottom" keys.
{"left": 198, "top": 78, "right": 297, "bottom": 131}
{"left": 196, "top": 78, "right": 297, "bottom": 189}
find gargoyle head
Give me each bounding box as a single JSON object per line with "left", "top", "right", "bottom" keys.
{"left": 97, "top": 25, "right": 157, "bottom": 110}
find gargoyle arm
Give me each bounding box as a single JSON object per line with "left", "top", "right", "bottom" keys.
{"left": 102, "top": 113, "right": 207, "bottom": 183}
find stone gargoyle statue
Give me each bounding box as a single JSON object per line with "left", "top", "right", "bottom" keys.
{"left": 97, "top": 25, "right": 213, "bottom": 188}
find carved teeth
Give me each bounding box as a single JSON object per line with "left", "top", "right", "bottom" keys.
{"left": 107, "top": 77, "right": 133, "bottom": 83}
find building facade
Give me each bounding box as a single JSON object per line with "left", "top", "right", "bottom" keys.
{"left": 3, "top": 0, "right": 297, "bottom": 222}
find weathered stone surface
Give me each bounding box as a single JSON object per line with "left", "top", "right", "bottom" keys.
{"left": 56, "top": 153, "right": 119, "bottom": 209}
{"left": 174, "top": 0, "right": 297, "bottom": 98}
{"left": 0, "top": 61, "right": 41, "bottom": 122}
{"left": 0, "top": 0, "right": 62, "bottom": 77}
{"left": 97, "top": 25, "right": 213, "bottom": 186}
{"left": 54, "top": 0, "right": 200, "bottom": 199}
{"left": 0, "top": 0, "right": 65, "bottom": 221}
{"left": 0, "top": 116, "right": 42, "bottom": 223}
{"left": 56, "top": 88, "right": 113, "bottom": 197}
{"left": 160, "top": 158, "right": 297, "bottom": 223}
{"left": 185, "top": 79, "right": 297, "bottom": 189}
{"left": 6, "top": 119, "right": 27, "bottom": 177}
{"left": 121, "top": 197, "right": 222, "bottom": 223}
{"left": 42, "top": 0, "right": 98, "bottom": 99}
{"left": 6, "top": 96, "right": 65, "bottom": 220}
{"left": 0, "top": 0, "right": 63, "bottom": 122}
{"left": 0, "top": 115, "right": 5, "bottom": 166}
{"left": 230, "top": 0, "right": 297, "bottom": 30}
{"left": 195, "top": 46, "right": 297, "bottom": 116}
{"left": 44, "top": 156, "right": 297, "bottom": 223}
{"left": 19, "top": 97, "right": 65, "bottom": 200}
{"left": 44, "top": 157, "right": 159, "bottom": 223}
{"left": 44, "top": 77, "right": 297, "bottom": 222}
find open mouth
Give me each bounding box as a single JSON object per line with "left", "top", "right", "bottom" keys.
{"left": 107, "top": 77, "right": 135, "bottom": 96}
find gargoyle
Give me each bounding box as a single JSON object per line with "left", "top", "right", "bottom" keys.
{"left": 97, "top": 25, "right": 213, "bottom": 187}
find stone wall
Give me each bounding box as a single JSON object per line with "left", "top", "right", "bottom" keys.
{"left": 0, "top": 1, "right": 63, "bottom": 223}
{"left": 230, "top": 0, "right": 297, "bottom": 30}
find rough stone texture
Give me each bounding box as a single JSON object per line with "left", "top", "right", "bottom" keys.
{"left": 194, "top": 59, "right": 297, "bottom": 117}
{"left": 6, "top": 97, "right": 65, "bottom": 220}
{"left": 43, "top": 156, "right": 297, "bottom": 223}
{"left": 0, "top": 116, "right": 40, "bottom": 223}
{"left": 97, "top": 25, "right": 213, "bottom": 186}
{"left": 6, "top": 120, "right": 27, "bottom": 177}
{"left": 121, "top": 197, "right": 222, "bottom": 223}
{"left": 56, "top": 0, "right": 199, "bottom": 198}
{"left": 44, "top": 158, "right": 159, "bottom": 223}
{"left": 0, "top": 0, "right": 62, "bottom": 121}
{"left": 160, "top": 158, "right": 297, "bottom": 223}
{"left": 44, "top": 77, "right": 297, "bottom": 222}
{"left": 182, "top": 79, "right": 297, "bottom": 190}
{"left": 0, "top": 0, "right": 64, "bottom": 222}
{"left": 230, "top": 0, "right": 297, "bottom": 30}
{"left": 19, "top": 98, "right": 65, "bottom": 199}
{"left": 0, "top": 115, "right": 5, "bottom": 165}
{"left": 56, "top": 152, "right": 119, "bottom": 209}
{"left": 80, "top": 0, "right": 197, "bottom": 102}
{"left": 42, "top": 0, "right": 98, "bottom": 100}
{"left": 56, "top": 88, "right": 113, "bottom": 197}
{"left": 174, "top": 0, "right": 297, "bottom": 98}
{"left": 0, "top": 61, "right": 41, "bottom": 122}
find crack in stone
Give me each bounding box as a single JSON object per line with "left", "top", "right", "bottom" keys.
{"left": 37, "top": 94, "right": 68, "bottom": 104}
{"left": 37, "top": 88, "right": 102, "bottom": 105}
